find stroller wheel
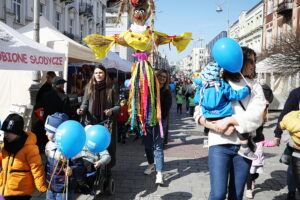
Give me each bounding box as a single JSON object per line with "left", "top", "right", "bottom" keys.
{"left": 106, "top": 178, "right": 115, "bottom": 195}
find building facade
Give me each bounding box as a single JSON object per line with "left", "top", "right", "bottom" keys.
{"left": 0, "top": 0, "right": 107, "bottom": 43}
{"left": 262, "top": 0, "right": 300, "bottom": 50}
{"left": 191, "top": 47, "right": 206, "bottom": 72}
{"left": 229, "top": 1, "right": 264, "bottom": 54}
{"left": 206, "top": 31, "right": 227, "bottom": 63}
{"left": 105, "top": 6, "right": 134, "bottom": 62}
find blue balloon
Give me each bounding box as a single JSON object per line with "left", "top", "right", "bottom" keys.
{"left": 124, "top": 79, "right": 131, "bottom": 88}
{"left": 212, "top": 37, "right": 243, "bottom": 73}
{"left": 55, "top": 120, "right": 86, "bottom": 158}
{"left": 85, "top": 125, "right": 111, "bottom": 153}
{"left": 169, "top": 83, "right": 175, "bottom": 92}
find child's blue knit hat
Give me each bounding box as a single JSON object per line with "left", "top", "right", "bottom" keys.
{"left": 200, "top": 62, "right": 221, "bottom": 82}
{"left": 45, "top": 112, "right": 69, "bottom": 134}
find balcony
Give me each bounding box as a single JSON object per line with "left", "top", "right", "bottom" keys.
{"left": 79, "top": 3, "right": 93, "bottom": 17}
{"left": 277, "top": 0, "right": 293, "bottom": 16}
{"left": 60, "top": 0, "right": 74, "bottom": 5}
{"left": 63, "top": 31, "right": 75, "bottom": 39}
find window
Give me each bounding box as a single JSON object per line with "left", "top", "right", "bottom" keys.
{"left": 278, "top": 25, "right": 283, "bottom": 41}
{"left": 13, "top": 0, "right": 21, "bottom": 23}
{"left": 80, "top": 24, "right": 83, "bottom": 38}
{"left": 56, "top": 12, "right": 60, "bottom": 30}
{"left": 69, "top": 19, "right": 73, "bottom": 33}
{"left": 266, "top": 29, "right": 273, "bottom": 49}
{"left": 267, "top": 0, "right": 273, "bottom": 15}
{"left": 40, "top": 4, "right": 44, "bottom": 16}
{"left": 106, "top": 17, "right": 118, "bottom": 24}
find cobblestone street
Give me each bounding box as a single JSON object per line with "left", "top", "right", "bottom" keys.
{"left": 33, "top": 96, "right": 299, "bottom": 200}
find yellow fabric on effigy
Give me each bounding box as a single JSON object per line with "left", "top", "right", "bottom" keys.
{"left": 280, "top": 110, "right": 300, "bottom": 147}
{"left": 83, "top": 28, "right": 192, "bottom": 59}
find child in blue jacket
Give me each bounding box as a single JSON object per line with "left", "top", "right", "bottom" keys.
{"left": 194, "top": 62, "right": 256, "bottom": 160}
{"left": 44, "top": 113, "right": 84, "bottom": 200}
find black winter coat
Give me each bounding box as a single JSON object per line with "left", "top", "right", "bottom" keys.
{"left": 42, "top": 87, "right": 71, "bottom": 119}
{"left": 160, "top": 87, "right": 172, "bottom": 120}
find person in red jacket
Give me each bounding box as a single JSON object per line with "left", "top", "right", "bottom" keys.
{"left": 117, "top": 98, "right": 129, "bottom": 144}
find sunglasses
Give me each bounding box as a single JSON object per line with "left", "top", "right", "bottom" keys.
{"left": 158, "top": 75, "right": 167, "bottom": 79}
{"left": 247, "top": 58, "right": 256, "bottom": 65}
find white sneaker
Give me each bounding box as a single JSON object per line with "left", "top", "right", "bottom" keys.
{"left": 144, "top": 164, "right": 155, "bottom": 175}
{"left": 246, "top": 189, "right": 253, "bottom": 199}
{"left": 155, "top": 172, "right": 164, "bottom": 185}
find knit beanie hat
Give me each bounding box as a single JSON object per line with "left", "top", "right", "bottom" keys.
{"left": 1, "top": 114, "right": 25, "bottom": 135}
{"left": 200, "top": 62, "right": 221, "bottom": 82}
{"left": 45, "top": 112, "right": 69, "bottom": 134}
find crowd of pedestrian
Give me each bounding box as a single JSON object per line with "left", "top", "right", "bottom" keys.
{"left": 0, "top": 46, "right": 299, "bottom": 200}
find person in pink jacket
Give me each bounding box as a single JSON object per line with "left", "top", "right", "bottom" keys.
{"left": 245, "top": 139, "right": 277, "bottom": 198}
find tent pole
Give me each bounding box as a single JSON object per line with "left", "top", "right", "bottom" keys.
{"left": 29, "top": 0, "right": 41, "bottom": 106}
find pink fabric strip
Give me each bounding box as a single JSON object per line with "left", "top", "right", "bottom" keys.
{"left": 132, "top": 52, "right": 150, "bottom": 61}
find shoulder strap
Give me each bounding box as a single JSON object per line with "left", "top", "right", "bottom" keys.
{"left": 238, "top": 100, "right": 246, "bottom": 111}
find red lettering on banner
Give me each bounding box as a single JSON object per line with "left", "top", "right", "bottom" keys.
{"left": 0, "top": 51, "right": 63, "bottom": 66}
{"left": 0, "top": 51, "right": 28, "bottom": 64}
{"left": 30, "top": 55, "right": 36, "bottom": 64}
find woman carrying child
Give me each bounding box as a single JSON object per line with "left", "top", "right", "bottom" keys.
{"left": 194, "top": 47, "right": 266, "bottom": 200}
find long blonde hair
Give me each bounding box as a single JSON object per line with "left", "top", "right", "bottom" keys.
{"left": 86, "top": 65, "right": 112, "bottom": 103}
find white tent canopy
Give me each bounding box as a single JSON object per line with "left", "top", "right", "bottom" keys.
{"left": 0, "top": 20, "right": 65, "bottom": 71}
{"left": 18, "top": 16, "right": 100, "bottom": 63}
{"left": 0, "top": 21, "right": 65, "bottom": 121}
{"left": 18, "top": 17, "right": 132, "bottom": 72}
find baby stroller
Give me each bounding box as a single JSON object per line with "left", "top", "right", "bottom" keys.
{"left": 77, "top": 119, "right": 115, "bottom": 198}
{"left": 78, "top": 160, "right": 115, "bottom": 197}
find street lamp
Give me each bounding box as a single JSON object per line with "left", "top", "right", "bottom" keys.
{"left": 213, "top": 0, "right": 230, "bottom": 36}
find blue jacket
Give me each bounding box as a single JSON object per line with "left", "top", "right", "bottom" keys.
{"left": 194, "top": 80, "right": 250, "bottom": 119}
{"left": 45, "top": 142, "right": 84, "bottom": 193}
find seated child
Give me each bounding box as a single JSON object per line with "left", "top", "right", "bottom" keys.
{"left": 44, "top": 112, "right": 84, "bottom": 200}
{"left": 0, "top": 114, "right": 47, "bottom": 200}
{"left": 78, "top": 147, "right": 111, "bottom": 193}
{"left": 195, "top": 62, "right": 256, "bottom": 160}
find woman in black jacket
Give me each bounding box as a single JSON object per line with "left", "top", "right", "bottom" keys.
{"left": 157, "top": 69, "right": 172, "bottom": 145}
{"left": 77, "top": 65, "right": 120, "bottom": 168}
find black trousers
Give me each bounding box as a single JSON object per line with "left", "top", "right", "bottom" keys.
{"left": 246, "top": 173, "right": 259, "bottom": 189}
{"left": 177, "top": 104, "right": 182, "bottom": 114}
{"left": 291, "top": 155, "right": 300, "bottom": 193}
{"left": 117, "top": 122, "right": 127, "bottom": 141}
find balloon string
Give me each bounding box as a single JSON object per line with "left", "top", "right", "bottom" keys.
{"left": 66, "top": 160, "right": 69, "bottom": 200}
{"left": 239, "top": 72, "right": 256, "bottom": 95}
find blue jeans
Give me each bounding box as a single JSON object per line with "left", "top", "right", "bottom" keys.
{"left": 46, "top": 190, "right": 73, "bottom": 200}
{"left": 208, "top": 144, "right": 251, "bottom": 200}
{"left": 144, "top": 125, "right": 164, "bottom": 171}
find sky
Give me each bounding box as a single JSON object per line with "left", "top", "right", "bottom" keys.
{"left": 153, "top": 0, "right": 262, "bottom": 63}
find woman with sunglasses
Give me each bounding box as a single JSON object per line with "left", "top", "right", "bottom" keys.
{"left": 157, "top": 69, "right": 172, "bottom": 145}
{"left": 195, "top": 47, "right": 267, "bottom": 200}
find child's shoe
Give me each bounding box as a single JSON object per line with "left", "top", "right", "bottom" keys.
{"left": 246, "top": 189, "right": 253, "bottom": 199}
{"left": 155, "top": 172, "right": 164, "bottom": 185}
{"left": 144, "top": 164, "right": 155, "bottom": 175}
{"left": 238, "top": 147, "right": 258, "bottom": 160}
